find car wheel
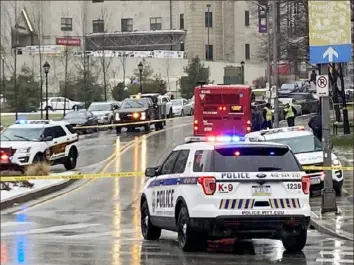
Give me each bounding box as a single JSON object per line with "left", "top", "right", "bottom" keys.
{"left": 33, "top": 154, "right": 44, "bottom": 164}
{"left": 64, "top": 148, "right": 77, "bottom": 170}
{"left": 280, "top": 228, "right": 307, "bottom": 252}
{"left": 72, "top": 105, "right": 79, "bottom": 110}
{"left": 168, "top": 109, "right": 173, "bottom": 119}
{"left": 190, "top": 109, "right": 194, "bottom": 115}
{"left": 144, "top": 123, "right": 150, "bottom": 132}
{"left": 116, "top": 126, "right": 121, "bottom": 135}
{"left": 181, "top": 110, "right": 184, "bottom": 117}
{"left": 177, "top": 205, "right": 207, "bottom": 252}
{"left": 141, "top": 200, "right": 161, "bottom": 240}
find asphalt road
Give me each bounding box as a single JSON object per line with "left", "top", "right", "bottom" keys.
{"left": 1, "top": 116, "right": 353, "bottom": 265}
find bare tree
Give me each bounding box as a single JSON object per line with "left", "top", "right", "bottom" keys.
{"left": 118, "top": 53, "right": 127, "bottom": 87}
{"left": 163, "top": 57, "right": 172, "bottom": 92}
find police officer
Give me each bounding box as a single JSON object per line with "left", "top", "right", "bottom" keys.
{"left": 251, "top": 105, "right": 263, "bottom": 131}
{"left": 283, "top": 103, "right": 297, "bottom": 127}
{"left": 308, "top": 109, "right": 322, "bottom": 141}
{"left": 262, "top": 103, "right": 273, "bottom": 129}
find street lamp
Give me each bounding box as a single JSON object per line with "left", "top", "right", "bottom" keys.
{"left": 241, "top": 61, "right": 245, "bottom": 84}
{"left": 138, "top": 62, "right": 143, "bottom": 93}
{"left": 1, "top": 54, "right": 4, "bottom": 100}
{"left": 43, "top": 61, "right": 50, "bottom": 120}
{"left": 206, "top": 4, "right": 211, "bottom": 61}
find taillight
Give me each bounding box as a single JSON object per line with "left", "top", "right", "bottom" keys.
{"left": 197, "top": 176, "right": 216, "bottom": 195}
{"left": 194, "top": 120, "right": 198, "bottom": 124}
{"left": 247, "top": 126, "right": 251, "bottom": 132}
{"left": 218, "top": 106, "right": 226, "bottom": 111}
{"left": 194, "top": 126, "right": 198, "bottom": 130}
{"left": 301, "top": 176, "right": 310, "bottom": 194}
{"left": 247, "top": 120, "right": 251, "bottom": 125}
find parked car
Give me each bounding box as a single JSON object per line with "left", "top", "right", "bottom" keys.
{"left": 171, "top": 98, "right": 193, "bottom": 116}
{"left": 62, "top": 110, "right": 99, "bottom": 134}
{"left": 279, "top": 83, "right": 299, "bottom": 94}
{"left": 40, "top": 97, "right": 84, "bottom": 111}
{"left": 139, "top": 94, "right": 174, "bottom": 118}
{"left": 280, "top": 92, "right": 319, "bottom": 114}
{"left": 278, "top": 98, "right": 302, "bottom": 116}
{"left": 87, "top": 102, "right": 119, "bottom": 125}
{"left": 185, "top": 96, "right": 194, "bottom": 115}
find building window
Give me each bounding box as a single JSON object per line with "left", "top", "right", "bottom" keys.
{"left": 92, "top": 19, "right": 104, "bottom": 33}
{"left": 206, "top": 45, "right": 213, "bottom": 60}
{"left": 61, "top": 17, "right": 72, "bottom": 31}
{"left": 150, "top": 17, "right": 162, "bottom": 30}
{"left": 245, "top": 11, "right": 250, "bottom": 26}
{"left": 180, "top": 14, "right": 184, "bottom": 29}
{"left": 205, "top": 12, "right": 212, "bottom": 27}
{"left": 92, "top": 0, "right": 103, "bottom": 2}
{"left": 245, "top": 44, "right": 250, "bottom": 60}
{"left": 121, "top": 18, "right": 133, "bottom": 32}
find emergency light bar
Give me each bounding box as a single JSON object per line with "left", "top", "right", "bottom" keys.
{"left": 260, "top": 126, "right": 305, "bottom": 136}
{"left": 15, "top": 120, "right": 51, "bottom": 124}
{"left": 185, "top": 135, "right": 245, "bottom": 144}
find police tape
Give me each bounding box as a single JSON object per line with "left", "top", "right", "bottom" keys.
{"left": 0, "top": 171, "right": 145, "bottom": 182}
{"left": 302, "top": 166, "right": 353, "bottom": 171}
{"left": 73, "top": 116, "right": 186, "bottom": 129}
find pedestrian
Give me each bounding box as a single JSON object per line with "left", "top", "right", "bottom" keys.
{"left": 283, "top": 103, "right": 297, "bottom": 127}
{"left": 262, "top": 103, "right": 273, "bottom": 129}
{"left": 251, "top": 105, "right": 263, "bottom": 131}
{"left": 308, "top": 110, "right": 322, "bottom": 141}
{"left": 310, "top": 70, "right": 317, "bottom": 86}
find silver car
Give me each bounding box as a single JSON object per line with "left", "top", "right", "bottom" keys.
{"left": 171, "top": 99, "right": 193, "bottom": 116}
{"left": 87, "top": 102, "right": 119, "bottom": 125}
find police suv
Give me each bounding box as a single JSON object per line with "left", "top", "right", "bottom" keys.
{"left": 140, "top": 136, "right": 311, "bottom": 252}
{"left": 0, "top": 120, "right": 79, "bottom": 172}
{"left": 245, "top": 126, "right": 344, "bottom": 195}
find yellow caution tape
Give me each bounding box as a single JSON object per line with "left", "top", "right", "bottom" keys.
{"left": 0, "top": 171, "right": 145, "bottom": 182}
{"left": 302, "top": 166, "right": 353, "bottom": 171}
{"left": 74, "top": 116, "right": 185, "bottom": 129}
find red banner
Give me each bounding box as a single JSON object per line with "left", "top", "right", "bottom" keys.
{"left": 56, "top": 38, "right": 81, "bottom": 46}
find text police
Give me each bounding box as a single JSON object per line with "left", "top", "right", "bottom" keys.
{"left": 156, "top": 189, "right": 174, "bottom": 208}
{"left": 221, "top": 172, "right": 250, "bottom": 179}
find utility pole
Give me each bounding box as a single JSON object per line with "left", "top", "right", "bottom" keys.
{"left": 272, "top": 0, "right": 279, "bottom": 127}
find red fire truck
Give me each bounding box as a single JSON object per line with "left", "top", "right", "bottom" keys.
{"left": 193, "top": 84, "right": 252, "bottom": 136}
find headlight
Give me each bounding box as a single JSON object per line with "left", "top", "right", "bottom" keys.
{"left": 140, "top": 112, "right": 146, "bottom": 120}
{"left": 332, "top": 159, "right": 341, "bottom": 166}
{"left": 115, "top": 113, "right": 120, "bottom": 121}
{"left": 17, "top": 147, "right": 31, "bottom": 154}
{"left": 133, "top": 112, "right": 140, "bottom": 119}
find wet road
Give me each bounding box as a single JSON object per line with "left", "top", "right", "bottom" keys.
{"left": 1, "top": 116, "right": 354, "bottom": 265}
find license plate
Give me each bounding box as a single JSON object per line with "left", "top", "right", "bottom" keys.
{"left": 252, "top": 186, "right": 271, "bottom": 196}
{"left": 311, "top": 177, "right": 321, "bottom": 184}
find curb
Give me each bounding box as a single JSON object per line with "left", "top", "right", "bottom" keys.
{"left": 310, "top": 213, "right": 354, "bottom": 241}
{"left": 0, "top": 179, "right": 77, "bottom": 210}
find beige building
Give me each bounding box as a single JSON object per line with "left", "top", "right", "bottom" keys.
{"left": 1, "top": 0, "right": 263, "bottom": 64}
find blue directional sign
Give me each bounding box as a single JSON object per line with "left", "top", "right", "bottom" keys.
{"left": 308, "top": 1, "right": 352, "bottom": 64}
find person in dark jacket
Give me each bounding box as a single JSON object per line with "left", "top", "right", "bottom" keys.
{"left": 251, "top": 105, "right": 263, "bottom": 131}
{"left": 308, "top": 111, "right": 322, "bottom": 141}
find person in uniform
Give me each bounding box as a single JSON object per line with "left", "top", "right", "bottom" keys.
{"left": 283, "top": 103, "right": 297, "bottom": 127}
{"left": 262, "top": 103, "right": 273, "bottom": 129}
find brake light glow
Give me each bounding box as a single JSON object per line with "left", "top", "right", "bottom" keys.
{"left": 234, "top": 151, "right": 240, "bottom": 156}
{"left": 194, "top": 126, "right": 198, "bottom": 130}
{"left": 301, "top": 176, "right": 310, "bottom": 194}
{"left": 296, "top": 126, "right": 305, "bottom": 131}
{"left": 218, "top": 106, "right": 226, "bottom": 111}
{"left": 197, "top": 176, "right": 216, "bottom": 195}
{"left": 247, "top": 126, "right": 251, "bottom": 132}
{"left": 247, "top": 120, "right": 251, "bottom": 125}
{"left": 194, "top": 120, "right": 198, "bottom": 124}
{"left": 0, "top": 154, "right": 9, "bottom": 161}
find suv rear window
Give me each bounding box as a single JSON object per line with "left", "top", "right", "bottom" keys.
{"left": 193, "top": 146, "right": 301, "bottom": 172}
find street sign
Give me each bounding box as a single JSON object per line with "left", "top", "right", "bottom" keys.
{"left": 308, "top": 1, "right": 352, "bottom": 64}
{"left": 271, "top": 85, "right": 277, "bottom": 99}
{"left": 316, "top": 75, "right": 329, "bottom": 96}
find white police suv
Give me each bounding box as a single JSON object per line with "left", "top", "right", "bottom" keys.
{"left": 140, "top": 135, "right": 311, "bottom": 252}
{"left": 245, "top": 126, "right": 344, "bottom": 195}
{"left": 0, "top": 120, "right": 79, "bottom": 172}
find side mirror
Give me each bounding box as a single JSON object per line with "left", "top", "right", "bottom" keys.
{"left": 42, "top": 136, "right": 53, "bottom": 141}
{"left": 145, "top": 167, "right": 158, "bottom": 177}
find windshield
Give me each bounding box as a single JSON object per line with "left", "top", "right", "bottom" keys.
{"left": 281, "top": 84, "right": 294, "bottom": 90}
{"left": 172, "top": 100, "right": 182, "bottom": 106}
{"left": 121, "top": 99, "right": 147, "bottom": 109}
{"left": 88, "top": 104, "right": 111, "bottom": 111}
{"left": 1, "top": 127, "right": 42, "bottom": 141}
{"left": 264, "top": 135, "right": 322, "bottom": 154}
{"left": 64, "top": 112, "right": 86, "bottom": 119}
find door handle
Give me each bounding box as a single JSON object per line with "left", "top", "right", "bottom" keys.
{"left": 54, "top": 142, "right": 58, "bottom": 144}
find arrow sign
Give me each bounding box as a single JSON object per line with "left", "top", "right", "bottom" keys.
{"left": 200, "top": 94, "right": 205, "bottom": 100}
{"left": 322, "top": 47, "right": 338, "bottom": 62}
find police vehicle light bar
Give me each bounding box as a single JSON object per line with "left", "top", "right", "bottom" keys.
{"left": 16, "top": 120, "right": 51, "bottom": 124}
{"left": 185, "top": 135, "right": 245, "bottom": 143}
{"left": 260, "top": 126, "right": 305, "bottom": 135}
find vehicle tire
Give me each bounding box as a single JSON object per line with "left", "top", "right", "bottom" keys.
{"left": 168, "top": 109, "right": 173, "bottom": 119}
{"left": 64, "top": 148, "right": 77, "bottom": 170}
{"left": 116, "top": 126, "right": 121, "bottom": 135}
{"left": 190, "top": 109, "right": 194, "bottom": 116}
{"left": 144, "top": 123, "right": 150, "bottom": 132}
{"left": 141, "top": 200, "right": 161, "bottom": 240}
{"left": 45, "top": 106, "right": 53, "bottom": 112}
{"left": 155, "top": 122, "right": 163, "bottom": 130}
{"left": 280, "top": 228, "right": 307, "bottom": 252}
{"left": 181, "top": 110, "right": 184, "bottom": 117}
{"left": 177, "top": 205, "right": 207, "bottom": 252}
{"left": 72, "top": 105, "right": 79, "bottom": 110}
{"left": 32, "top": 154, "right": 43, "bottom": 164}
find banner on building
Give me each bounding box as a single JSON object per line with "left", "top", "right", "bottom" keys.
{"left": 22, "top": 45, "right": 66, "bottom": 56}
{"left": 74, "top": 50, "right": 185, "bottom": 59}
{"left": 258, "top": 5, "right": 268, "bottom": 33}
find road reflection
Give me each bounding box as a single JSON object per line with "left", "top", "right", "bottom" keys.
{"left": 112, "top": 137, "right": 122, "bottom": 265}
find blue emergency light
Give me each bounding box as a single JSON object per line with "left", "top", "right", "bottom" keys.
{"left": 15, "top": 120, "right": 29, "bottom": 124}
{"left": 185, "top": 135, "right": 245, "bottom": 143}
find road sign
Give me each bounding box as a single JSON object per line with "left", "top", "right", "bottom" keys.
{"left": 308, "top": 1, "right": 352, "bottom": 64}
{"left": 316, "top": 75, "right": 329, "bottom": 96}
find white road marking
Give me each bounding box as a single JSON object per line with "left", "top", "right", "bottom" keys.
{"left": 316, "top": 258, "right": 353, "bottom": 263}
{"left": 319, "top": 251, "right": 354, "bottom": 255}
{"left": 1, "top": 223, "right": 100, "bottom": 237}
{"left": 0, "top": 222, "right": 33, "bottom": 227}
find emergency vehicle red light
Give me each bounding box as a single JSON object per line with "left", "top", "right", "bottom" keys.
{"left": 247, "top": 120, "right": 251, "bottom": 125}
{"left": 194, "top": 120, "right": 198, "bottom": 124}
{"left": 1, "top": 154, "right": 9, "bottom": 160}
{"left": 197, "top": 176, "right": 216, "bottom": 195}
{"left": 296, "top": 126, "right": 305, "bottom": 131}
{"left": 301, "top": 176, "right": 310, "bottom": 194}
{"left": 194, "top": 126, "right": 198, "bottom": 130}
{"left": 234, "top": 151, "right": 240, "bottom": 156}
{"left": 247, "top": 127, "right": 251, "bottom": 131}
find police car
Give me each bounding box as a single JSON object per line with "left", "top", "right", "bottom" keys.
{"left": 140, "top": 135, "right": 311, "bottom": 252}
{"left": 245, "top": 126, "right": 344, "bottom": 195}
{"left": 0, "top": 120, "right": 79, "bottom": 172}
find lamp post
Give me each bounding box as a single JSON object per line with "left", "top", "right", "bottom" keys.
{"left": 206, "top": 4, "right": 211, "bottom": 60}
{"left": 138, "top": 62, "right": 143, "bottom": 93}
{"left": 43, "top": 61, "right": 50, "bottom": 120}
{"left": 1, "top": 54, "right": 4, "bottom": 99}
{"left": 241, "top": 61, "right": 245, "bottom": 84}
